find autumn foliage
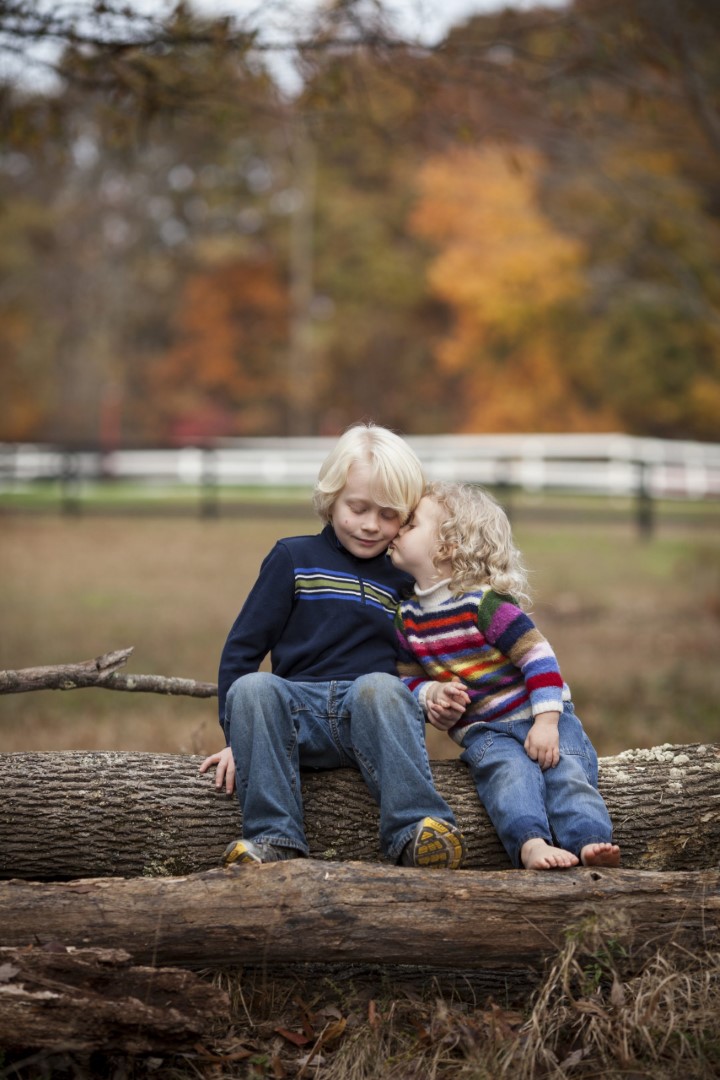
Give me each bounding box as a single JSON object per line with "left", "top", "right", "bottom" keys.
{"left": 0, "top": 0, "right": 718, "bottom": 443}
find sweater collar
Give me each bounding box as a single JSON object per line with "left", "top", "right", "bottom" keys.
{"left": 413, "top": 578, "right": 454, "bottom": 609}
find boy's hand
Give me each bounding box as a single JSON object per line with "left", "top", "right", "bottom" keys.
{"left": 425, "top": 678, "right": 470, "bottom": 731}
{"left": 524, "top": 713, "right": 560, "bottom": 769}
{"left": 199, "top": 746, "right": 236, "bottom": 794}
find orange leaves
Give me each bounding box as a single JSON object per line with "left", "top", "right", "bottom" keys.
{"left": 411, "top": 145, "right": 585, "bottom": 354}
{"left": 275, "top": 997, "right": 348, "bottom": 1076}
{"left": 408, "top": 144, "right": 595, "bottom": 431}
{"left": 151, "top": 257, "right": 290, "bottom": 437}
{"left": 163, "top": 260, "right": 288, "bottom": 393}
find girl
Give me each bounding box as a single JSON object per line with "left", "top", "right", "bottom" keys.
{"left": 389, "top": 481, "right": 620, "bottom": 871}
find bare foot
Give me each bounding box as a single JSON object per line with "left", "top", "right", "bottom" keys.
{"left": 521, "top": 838, "right": 579, "bottom": 870}
{"left": 581, "top": 842, "right": 621, "bottom": 867}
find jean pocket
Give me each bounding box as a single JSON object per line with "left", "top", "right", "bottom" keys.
{"left": 461, "top": 730, "right": 494, "bottom": 768}
{"left": 557, "top": 711, "right": 591, "bottom": 757}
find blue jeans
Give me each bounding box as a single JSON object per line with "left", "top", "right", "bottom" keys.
{"left": 460, "top": 703, "right": 613, "bottom": 867}
{"left": 224, "top": 671, "right": 458, "bottom": 862}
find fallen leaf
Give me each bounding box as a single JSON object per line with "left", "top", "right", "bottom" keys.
{"left": 192, "top": 1042, "right": 254, "bottom": 1062}
{"left": 316, "top": 1017, "right": 347, "bottom": 1046}
{"left": 275, "top": 1027, "right": 313, "bottom": 1048}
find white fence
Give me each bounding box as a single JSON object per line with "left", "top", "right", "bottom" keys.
{"left": 2, "top": 434, "right": 720, "bottom": 500}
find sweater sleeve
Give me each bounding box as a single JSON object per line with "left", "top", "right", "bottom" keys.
{"left": 217, "top": 542, "right": 296, "bottom": 729}
{"left": 477, "top": 591, "right": 565, "bottom": 716}
{"left": 394, "top": 610, "right": 432, "bottom": 706}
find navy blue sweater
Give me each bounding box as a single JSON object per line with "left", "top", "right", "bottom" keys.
{"left": 217, "top": 524, "right": 413, "bottom": 726}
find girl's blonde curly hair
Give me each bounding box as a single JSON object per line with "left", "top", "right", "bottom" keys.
{"left": 426, "top": 481, "right": 532, "bottom": 610}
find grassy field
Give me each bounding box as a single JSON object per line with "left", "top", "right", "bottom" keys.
{"left": 1, "top": 509, "right": 718, "bottom": 757}
{"left": 2, "top": 510, "right": 720, "bottom": 1079}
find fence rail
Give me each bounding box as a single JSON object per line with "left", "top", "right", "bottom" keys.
{"left": 1, "top": 434, "right": 719, "bottom": 534}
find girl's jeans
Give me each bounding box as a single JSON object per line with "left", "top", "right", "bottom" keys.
{"left": 224, "top": 671, "right": 458, "bottom": 862}
{"left": 460, "top": 702, "right": 613, "bottom": 867}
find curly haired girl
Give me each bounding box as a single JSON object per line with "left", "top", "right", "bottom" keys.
{"left": 389, "top": 481, "right": 620, "bottom": 871}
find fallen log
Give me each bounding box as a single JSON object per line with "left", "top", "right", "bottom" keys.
{"left": 0, "top": 945, "right": 229, "bottom": 1053}
{"left": 0, "top": 862, "right": 718, "bottom": 972}
{"left": 1, "top": 744, "right": 718, "bottom": 880}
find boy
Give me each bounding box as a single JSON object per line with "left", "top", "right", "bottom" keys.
{"left": 200, "top": 424, "right": 465, "bottom": 869}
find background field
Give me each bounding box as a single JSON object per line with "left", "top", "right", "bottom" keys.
{"left": 2, "top": 509, "right": 719, "bottom": 759}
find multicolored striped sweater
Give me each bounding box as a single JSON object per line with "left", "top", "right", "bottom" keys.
{"left": 395, "top": 580, "right": 571, "bottom": 745}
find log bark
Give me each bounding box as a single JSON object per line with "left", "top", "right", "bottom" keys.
{"left": 0, "top": 862, "right": 718, "bottom": 972}
{"left": 1, "top": 744, "right": 718, "bottom": 881}
{"left": 0, "top": 946, "right": 229, "bottom": 1053}
{"left": 0, "top": 648, "right": 216, "bottom": 698}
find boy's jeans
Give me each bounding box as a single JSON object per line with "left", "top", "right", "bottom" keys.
{"left": 224, "top": 671, "right": 458, "bottom": 862}
{"left": 460, "top": 702, "right": 613, "bottom": 867}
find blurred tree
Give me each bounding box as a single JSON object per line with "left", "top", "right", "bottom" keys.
{"left": 152, "top": 258, "right": 289, "bottom": 439}
{"left": 401, "top": 1, "right": 720, "bottom": 437}
{"left": 408, "top": 144, "right": 612, "bottom": 432}
{"left": 1, "top": 0, "right": 719, "bottom": 441}
{"left": 0, "top": 5, "right": 293, "bottom": 444}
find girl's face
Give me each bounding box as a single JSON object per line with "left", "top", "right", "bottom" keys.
{"left": 331, "top": 463, "right": 404, "bottom": 559}
{"left": 389, "top": 496, "right": 450, "bottom": 589}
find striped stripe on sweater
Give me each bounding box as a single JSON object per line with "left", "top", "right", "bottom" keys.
{"left": 395, "top": 582, "right": 570, "bottom": 744}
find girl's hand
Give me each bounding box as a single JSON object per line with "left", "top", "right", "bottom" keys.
{"left": 199, "top": 746, "right": 236, "bottom": 794}
{"left": 426, "top": 679, "right": 470, "bottom": 731}
{"left": 524, "top": 713, "right": 560, "bottom": 770}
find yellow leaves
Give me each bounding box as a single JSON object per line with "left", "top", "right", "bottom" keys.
{"left": 411, "top": 145, "right": 585, "bottom": 356}
{"left": 457, "top": 339, "right": 618, "bottom": 435}
{"left": 408, "top": 143, "right": 595, "bottom": 431}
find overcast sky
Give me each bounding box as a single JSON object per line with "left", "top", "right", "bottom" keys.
{"left": 6, "top": 1, "right": 566, "bottom": 94}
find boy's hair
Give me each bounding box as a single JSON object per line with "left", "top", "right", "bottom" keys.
{"left": 313, "top": 423, "right": 425, "bottom": 524}
{"left": 426, "top": 481, "right": 532, "bottom": 609}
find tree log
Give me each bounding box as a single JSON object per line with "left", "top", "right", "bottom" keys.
{"left": 1, "top": 744, "right": 718, "bottom": 881}
{"left": 0, "top": 946, "right": 229, "bottom": 1053}
{"left": 0, "top": 863, "right": 718, "bottom": 972}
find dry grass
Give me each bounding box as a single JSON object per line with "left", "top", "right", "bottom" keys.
{"left": 1, "top": 512, "right": 719, "bottom": 758}
{"left": 3, "top": 925, "right": 719, "bottom": 1079}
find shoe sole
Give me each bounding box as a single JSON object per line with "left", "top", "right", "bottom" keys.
{"left": 412, "top": 817, "right": 466, "bottom": 869}
{"left": 222, "top": 840, "right": 261, "bottom": 866}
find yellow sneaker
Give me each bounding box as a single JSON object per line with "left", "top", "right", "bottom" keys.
{"left": 399, "top": 817, "right": 466, "bottom": 869}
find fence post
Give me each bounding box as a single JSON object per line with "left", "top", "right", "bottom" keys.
{"left": 494, "top": 457, "right": 515, "bottom": 523}
{"left": 60, "top": 450, "right": 81, "bottom": 516}
{"left": 635, "top": 461, "right": 654, "bottom": 539}
{"left": 200, "top": 447, "right": 219, "bottom": 519}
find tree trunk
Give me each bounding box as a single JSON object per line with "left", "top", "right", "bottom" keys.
{"left": 0, "top": 945, "right": 229, "bottom": 1053}
{"left": 1, "top": 744, "right": 718, "bottom": 881}
{"left": 0, "top": 862, "right": 717, "bottom": 972}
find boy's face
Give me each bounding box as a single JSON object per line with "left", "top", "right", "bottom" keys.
{"left": 331, "top": 463, "right": 404, "bottom": 559}
{"left": 388, "top": 496, "right": 448, "bottom": 589}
